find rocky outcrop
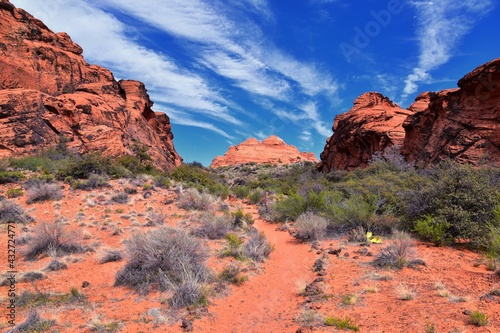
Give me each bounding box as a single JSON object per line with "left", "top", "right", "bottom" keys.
{"left": 317, "top": 92, "right": 413, "bottom": 171}
{"left": 318, "top": 58, "right": 500, "bottom": 171}
{"left": 0, "top": 0, "right": 182, "bottom": 169}
{"left": 402, "top": 58, "right": 500, "bottom": 167}
{"left": 210, "top": 135, "right": 318, "bottom": 168}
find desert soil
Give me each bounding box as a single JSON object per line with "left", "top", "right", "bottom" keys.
{"left": 0, "top": 181, "right": 499, "bottom": 333}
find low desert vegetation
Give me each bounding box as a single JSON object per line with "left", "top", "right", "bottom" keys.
{"left": 22, "top": 222, "right": 83, "bottom": 260}
{"left": 293, "top": 212, "right": 328, "bottom": 241}
{"left": 25, "top": 181, "right": 63, "bottom": 204}
{"left": 177, "top": 188, "right": 219, "bottom": 211}
{"left": 114, "top": 227, "right": 211, "bottom": 296}
{"left": 194, "top": 212, "right": 232, "bottom": 239}
{"left": 5, "top": 310, "right": 55, "bottom": 333}
{"left": 468, "top": 310, "right": 489, "bottom": 326}
{"left": 97, "top": 248, "right": 124, "bottom": 264}
{"left": 0, "top": 200, "right": 32, "bottom": 224}
{"left": 324, "top": 316, "right": 360, "bottom": 331}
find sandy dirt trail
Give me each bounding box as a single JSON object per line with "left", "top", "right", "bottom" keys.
{"left": 189, "top": 203, "right": 316, "bottom": 333}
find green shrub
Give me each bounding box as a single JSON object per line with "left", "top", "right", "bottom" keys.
{"left": 56, "top": 152, "right": 124, "bottom": 180}
{"left": 5, "top": 187, "right": 23, "bottom": 198}
{"left": 413, "top": 215, "right": 451, "bottom": 246}
{"left": 248, "top": 188, "right": 265, "bottom": 204}
{"left": 221, "top": 233, "right": 244, "bottom": 260}
{"left": 232, "top": 186, "right": 250, "bottom": 199}
{"left": 403, "top": 162, "right": 499, "bottom": 248}
{"left": 0, "top": 171, "right": 25, "bottom": 184}
{"left": 231, "top": 209, "right": 254, "bottom": 228}
{"left": 177, "top": 188, "right": 218, "bottom": 211}
{"left": 71, "top": 173, "right": 109, "bottom": 190}
{"left": 218, "top": 264, "right": 247, "bottom": 285}
{"left": 153, "top": 174, "right": 171, "bottom": 189}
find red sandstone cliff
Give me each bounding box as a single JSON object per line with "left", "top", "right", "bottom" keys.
{"left": 210, "top": 135, "right": 318, "bottom": 168}
{"left": 318, "top": 59, "right": 500, "bottom": 171}
{"left": 0, "top": 0, "right": 182, "bottom": 169}
{"left": 317, "top": 92, "right": 413, "bottom": 171}
{"left": 402, "top": 58, "right": 500, "bottom": 167}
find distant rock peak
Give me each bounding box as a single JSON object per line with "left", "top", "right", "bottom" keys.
{"left": 210, "top": 136, "right": 317, "bottom": 168}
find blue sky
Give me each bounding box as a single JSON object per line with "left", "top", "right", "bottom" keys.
{"left": 11, "top": 0, "right": 499, "bottom": 166}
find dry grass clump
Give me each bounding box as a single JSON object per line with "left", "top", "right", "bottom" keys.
{"left": 26, "top": 181, "right": 63, "bottom": 204}
{"left": 242, "top": 231, "right": 273, "bottom": 262}
{"left": 293, "top": 212, "right": 328, "bottom": 241}
{"left": 97, "top": 248, "right": 123, "bottom": 264}
{"left": 22, "top": 222, "right": 83, "bottom": 260}
{"left": 0, "top": 200, "right": 33, "bottom": 224}
{"left": 5, "top": 310, "right": 55, "bottom": 333}
{"left": 111, "top": 192, "right": 130, "bottom": 204}
{"left": 194, "top": 212, "right": 232, "bottom": 239}
{"left": 396, "top": 283, "right": 417, "bottom": 300}
{"left": 373, "top": 232, "right": 417, "bottom": 269}
{"left": 114, "top": 227, "right": 210, "bottom": 295}
{"left": 177, "top": 188, "right": 218, "bottom": 211}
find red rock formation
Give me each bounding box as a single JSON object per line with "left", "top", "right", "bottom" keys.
{"left": 317, "top": 92, "right": 413, "bottom": 171}
{"left": 0, "top": 0, "right": 182, "bottom": 169}
{"left": 402, "top": 58, "right": 500, "bottom": 167}
{"left": 210, "top": 135, "right": 318, "bottom": 168}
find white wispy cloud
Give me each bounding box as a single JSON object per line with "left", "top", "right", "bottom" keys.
{"left": 403, "top": 0, "right": 494, "bottom": 96}
{"left": 162, "top": 108, "right": 234, "bottom": 140}
{"left": 92, "top": 0, "right": 339, "bottom": 127}
{"left": 200, "top": 50, "right": 290, "bottom": 100}
{"left": 12, "top": 0, "right": 243, "bottom": 130}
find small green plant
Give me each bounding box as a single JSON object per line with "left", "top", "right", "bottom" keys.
{"left": 340, "top": 294, "right": 358, "bottom": 306}
{"left": 218, "top": 264, "right": 247, "bottom": 285}
{"left": 5, "top": 187, "right": 23, "bottom": 198}
{"left": 221, "top": 233, "right": 244, "bottom": 260}
{"left": 231, "top": 209, "right": 254, "bottom": 228}
{"left": 468, "top": 310, "right": 489, "bottom": 326}
{"left": 324, "top": 316, "right": 359, "bottom": 331}
{"left": 424, "top": 322, "right": 437, "bottom": 333}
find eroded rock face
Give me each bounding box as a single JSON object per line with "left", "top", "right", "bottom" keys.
{"left": 402, "top": 58, "right": 500, "bottom": 167}
{"left": 317, "top": 92, "right": 413, "bottom": 171}
{"left": 318, "top": 58, "right": 500, "bottom": 171}
{"left": 0, "top": 0, "right": 182, "bottom": 169}
{"left": 210, "top": 135, "right": 318, "bottom": 168}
